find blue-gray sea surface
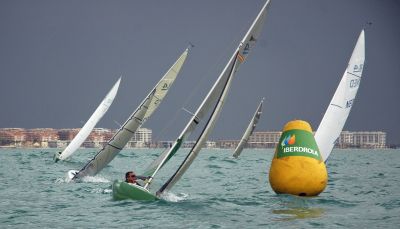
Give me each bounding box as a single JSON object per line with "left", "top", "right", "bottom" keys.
{"left": 1, "top": 148, "right": 399, "bottom": 228}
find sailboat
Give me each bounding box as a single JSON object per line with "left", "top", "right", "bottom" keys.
{"left": 54, "top": 78, "right": 121, "bottom": 162}
{"left": 314, "top": 30, "right": 365, "bottom": 162}
{"left": 68, "top": 48, "right": 190, "bottom": 180}
{"left": 112, "top": 0, "right": 271, "bottom": 200}
{"left": 233, "top": 98, "right": 264, "bottom": 158}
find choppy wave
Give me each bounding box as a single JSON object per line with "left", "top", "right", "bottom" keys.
{"left": 159, "top": 192, "right": 189, "bottom": 202}
{"left": 81, "top": 176, "right": 110, "bottom": 183}
{"left": 1, "top": 148, "right": 399, "bottom": 228}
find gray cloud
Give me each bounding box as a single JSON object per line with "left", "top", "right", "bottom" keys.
{"left": 0, "top": 0, "right": 399, "bottom": 144}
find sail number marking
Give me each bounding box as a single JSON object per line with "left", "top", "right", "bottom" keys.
{"left": 346, "top": 99, "right": 354, "bottom": 108}
{"left": 353, "top": 64, "right": 363, "bottom": 73}
{"left": 161, "top": 83, "right": 169, "bottom": 90}
{"left": 350, "top": 79, "right": 360, "bottom": 88}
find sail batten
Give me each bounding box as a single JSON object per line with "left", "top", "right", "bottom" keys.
{"left": 314, "top": 30, "right": 365, "bottom": 162}
{"left": 142, "top": 1, "right": 271, "bottom": 182}
{"left": 346, "top": 72, "right": 362, "bottom": 78}
{"left": 157, "top": 54, "right": 239, "bottom": 194}
{"left": 72, "top": 48, "right": 189, "bottom": 179}
{"left": 73, "top": 90, "right": 155, "bottom": 179}
{"left": 143, "top": 0, "right": 271, "bottom": 193}
{"left": 143, "top": 56, "right": 238, "bottom": 186}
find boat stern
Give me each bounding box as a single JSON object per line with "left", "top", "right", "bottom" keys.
{"left": 112, "top": 180, "right": 158, "bottom": 201}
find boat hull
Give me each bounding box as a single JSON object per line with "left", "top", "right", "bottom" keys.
{"left": 53, "top": 151, "right": 61, "bottom": 162}
{"left": 112, "top": 180, "right": 158, "bottom": 201}
{"left": 66, "top": 170, "right": 79, "bottom": 182}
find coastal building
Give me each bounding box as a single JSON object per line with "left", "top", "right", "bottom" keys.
{"left": 215, "top": 131, "right": 282, "bottom": 149}
{"left": 0, "top": 128, "right": 388, "bottom": 149}
{"left": 153, "top": 141, "right": 173, "bottom": 148}
{"left": 206, "top": 141, "right": 217, "bottom": 148}
{"left": 248, "top": 131, "right": 282, "bottom": 148}
{"left": 215, "top": 140, "right": 239, "bottom": 149}
{"left": 153, "top": 140, "right": 216, "bottom": 149}
{"left": 84, "top": 128, "right": 115, "bottom": 148}
{"left": 214, "top": 131, "right": 387, "bottom": 149}
{"left": 338, "top": 131, "right": 386, "bottom": 148}
{"left": 128, "top": 128, "right": 152, "bottom": 148}
{"left": 0, "top": 128, "right": 26, "bottom": 147}
{"left": 9, "top": 128, "right": 58, "bottom": 148}
{"left": 133, "top": 128, "right": 152, "bottom": 143}
{"left": 57, "top": 128, "right": 80, "bottom": 141}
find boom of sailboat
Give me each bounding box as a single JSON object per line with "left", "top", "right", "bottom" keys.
{"left": 60, "top": 0, "right": 367, "bottom": 201}
{"left": 67, "top": 47, "right": 190, "bottom": 181}
{"left": 112, "top": 0, "right": 271, "bottom": 200}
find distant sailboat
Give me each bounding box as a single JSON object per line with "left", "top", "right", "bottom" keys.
{"left": 112, "top": 0, "right": 271, "bottom": 200}
{"left": 54, "top": 78, "right": 121, "bottom": 162}
{"left": 314, "top": 30, "right": 365, "bottom": 162}
{"left": 233, "top": 98, "right": 264, "bottom": 158}
{"left": 69, "top": 48, "right": 190, "bottom": 180}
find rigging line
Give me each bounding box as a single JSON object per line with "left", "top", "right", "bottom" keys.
{"left": 153, "top": 31, "right": 244, "bottom": 143}
{"left": 158, "top": 53, "right": 239, "bottom": 193}
{"left": 181, "top": 107, "right": 196, "bottom": 116}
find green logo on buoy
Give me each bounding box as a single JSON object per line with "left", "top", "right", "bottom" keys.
{"left": 277, "top": 129, "right": 321, "bottom": 160}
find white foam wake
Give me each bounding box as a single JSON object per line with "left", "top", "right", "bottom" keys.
{"left": 81, "top": 175, "right": 110, "bottom": 183}
{"left": 61, "top": 170, "right": 110, "bottom": 183}
{"left": 159, "top": 192, "right": 189, "bottom": 202}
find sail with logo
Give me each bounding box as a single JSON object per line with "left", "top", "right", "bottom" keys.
{"left": 141, "top": 1, "right": 270, "bottom": 179}
{"left": 314, "top": 30, "right": 365, "bottom": 162}
{"left": 112, "top": 0, "right": 271, "bottom": 200}
{"left": 69, "top": 48, "right": 190, "bottom": 180}
{"left": 233, "top": 98, "right": 264, "bottom": 158}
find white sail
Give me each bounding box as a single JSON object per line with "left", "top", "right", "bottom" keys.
{"left": 72, "top": 48, "right": 190, "bottom": 179}
{"left": 144, "top": 0, "right": 271, "bottom": 192}
{"left": 73, "top": 90, "right": 155, "bottom": 179}
{"left": 144, "top": 48, "right": 190, "bottom": 120}
{"left": 56, "top": 78, "right": 121, "bottom": 162}
{"left": 314, "top": 30, "right": 365, "bottom": 162}
{"left": 157, "top": 55, "right": 239, "bottom": 194}
{"left": 233, "top": 98, "right": 264, "bottom": 158}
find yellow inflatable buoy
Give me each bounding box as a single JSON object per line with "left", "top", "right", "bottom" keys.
{"left": 269, "top": 120, "right": 327, "bottom": 196}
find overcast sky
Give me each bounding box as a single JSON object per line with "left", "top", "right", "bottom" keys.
{"left": 0, "top": 0, "right": 399, "bottom": 144}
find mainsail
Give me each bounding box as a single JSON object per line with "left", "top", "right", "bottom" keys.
{"left": 144, "top": 0, "right": 271, "bottom": 193}
{"left": 72, "top": 48, "right": 190, "bottom": 179}
{"left": 73, "top": 90, "right": 155, "bottom": 179}
{"left": 314, "top": 30, "right": 365, "bottom": 162}
{"left": 233, "top": 98, "right": 264, "bottom": 158}
{"left": 157, "top": 55, "right": 238, "bottom": 194}
{"left": 55, "top": 77, "right": 121, "bottom": 162}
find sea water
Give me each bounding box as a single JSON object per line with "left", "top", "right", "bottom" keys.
{"left": 0, "top": 148, "right": 399, "bottom": 228}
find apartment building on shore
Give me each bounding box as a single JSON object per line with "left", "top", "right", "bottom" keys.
{"left": 0, "top": 127, "right": 152, "bottom": 149}
{"left": 0, "top": 128, "right": 387, "bottom": 149}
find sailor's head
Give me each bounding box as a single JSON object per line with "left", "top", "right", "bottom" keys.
{"left": 125, "top": 171, "right": 137, "bottom": 183}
